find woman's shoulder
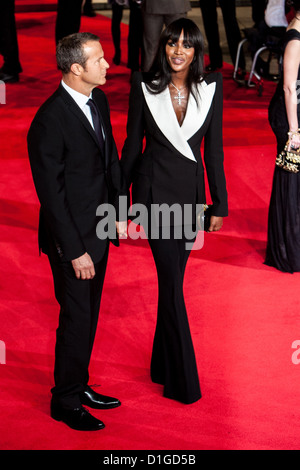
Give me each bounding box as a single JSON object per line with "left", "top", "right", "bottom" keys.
{"left": 283, "top": 28, "right": 300, "bottom": 46}
{"left": 202, "top": 71, "right": 223, "bottom": 86}
{"left": 285, "top": 27, "right": 300, "bottom": 37}
{"left": 204, "top": 71, "right": 222, "bottom": 83}
{"left": 131, "top": 71, "right": 154, "bottom": 85}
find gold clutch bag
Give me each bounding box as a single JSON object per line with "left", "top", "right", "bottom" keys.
{"left": 276, "top": 140, "right": 300, "bottom": 174}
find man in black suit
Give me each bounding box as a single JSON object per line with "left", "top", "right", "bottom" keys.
{"left": 27, "top": 32, "right": 127, "bottom": 431}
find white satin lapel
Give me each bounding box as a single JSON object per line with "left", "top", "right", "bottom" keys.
{"left": 142, "top": 82, "right": 196, "bottom": 162}
{"left": 142, "top": 80, "right": 216, "bottom": 161}
{"left": 181, "top": 81, "right": 216, "bottom": 141}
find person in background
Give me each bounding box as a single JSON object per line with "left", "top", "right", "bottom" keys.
{"left": 55, "top": 0, "right": 83, "bottom": 44}
{"left": 199, "top": 0, "right": 245, "bottom": 73}
{"left": 83, "top": 0, "right": 96, "bottom": 17}
{"left": 108, "top": 0, "right": 143, "bottom": 73}
{"left": 141, "top": 0, "right": 191, "bottom": 72}
{"left": 251, "top": 0, "right": 268, "bottom": 28}
{"left": 108, "top": 0, "right": 127, "bottom": 65}
{"left": 254, "top": 0, "right": 288, "bottom": 77}
{"left": 265, "top": 0, "right": 300, "bottom": 272}
{"left": 121, "top": 19, "right": 228, "bottom": 404}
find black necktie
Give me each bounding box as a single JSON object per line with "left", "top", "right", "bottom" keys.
{"left": 87, "top": 98, "right": 105, "bottom": 154}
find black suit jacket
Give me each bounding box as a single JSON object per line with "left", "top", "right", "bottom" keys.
{"left": 121, "top": 72, "right": 228, "bottom": 220}
{"left": 28, "top": 84, "right": 126, "bottom": 263}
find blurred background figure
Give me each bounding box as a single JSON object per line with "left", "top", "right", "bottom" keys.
{"left": 0, "top": 0, "right": 22, "bottom": 83}
{"left": 199, "top": 0, "right": 245, "bottom": 73}
{"left": 108, "top": 0, "right": 143, "bottom": 73}
{"left": 251, "top": 0, "right": 268, "bottom": 27}
{"left": 82, "top": 0, "right": 96, "bottom": 17}
{"left": 108, "top": 0, "right": 127, "bottom": 65}
{"left": 141, "top": 0, "right": 191, "bottom": 72}
{"left": 248, "top": 0, "right": 288, "bottom": 77}
{"left": 55, "top": 0, "right": 83, "bottom": 44}
{"left": 127, "top": 0, "right": 144, "bottom": 72}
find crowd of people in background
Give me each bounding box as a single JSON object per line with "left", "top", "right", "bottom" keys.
{"left": 0, "top": 0, "right": 290, "bottom": 83}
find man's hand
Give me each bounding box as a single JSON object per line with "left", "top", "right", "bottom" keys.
{"left": 208, "top": 216, "right": 223, "bottom": 232}
{"left": 115, "top": 220, "right": 128, "bottom": 238}
{"left": 71, "top": 252, "right": 95, "bottom": 280}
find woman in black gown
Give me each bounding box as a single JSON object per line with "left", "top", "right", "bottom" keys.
{"left": 265, "top": 0, "right": 300, "bottom": 273}
{"left": 120, "top": 19, "right": 228, "bottom": 404}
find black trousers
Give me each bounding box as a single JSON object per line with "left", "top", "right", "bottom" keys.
{"left": 128, "top": 0, "right": 144, "bottom": 71}
{"left": 0, "top": 0, "right": 22, "bottom": 74}
{"left": 48, "top": 241, "right": 109, "bottom": 409}
{"left": 200, "top": 0, "right": 245, "bottom": 69}
{"left": 147, "top": 225, "right": 201, "bottom": 404}
{"left": 55, "top": 0, "right": 83, "bottom": 44}
{"left": 111, "top": 0, "right": 143, "bottom": 70}
{"left": 251, "top": 0, "right": 267, "bottom": 28}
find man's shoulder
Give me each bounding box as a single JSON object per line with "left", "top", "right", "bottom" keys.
{"left": 34, "top": 86, "right": 64, "bottom": 118}
{"left": 28, "top": 86, "right": 69, "bottom": 136}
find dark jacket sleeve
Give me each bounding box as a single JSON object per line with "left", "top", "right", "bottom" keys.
{"left": 120, "top": 72, "right": 145, "bottom": 190}
{"left": 100, "top": 92, "right": 129, "bottom": 221}
{"left": 203, "top": 73, "right": 228, "bottom": 217}
{"left": 27, "top": 111, "right": 86, "bottom": 261}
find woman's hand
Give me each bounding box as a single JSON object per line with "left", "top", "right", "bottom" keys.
{"left": 208, "top": 216, "right": 223, "bottom": 232}
{"left": 287, "top": 131, "right": 300, "bottom": 151}
{"left": 115, "top": 220, "right": 128, "bottom": 238}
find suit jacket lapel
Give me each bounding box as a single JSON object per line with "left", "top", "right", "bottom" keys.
{"left": 141, "top": 79, "right": 216, "bottom": 161}
{"left": 181, "top": 80, "right": 216, "bottom": 140}
{"left": 59, "top": 85, "right": 104, "bottom": 152}
{"left": 142, "top": 82, "right": 196, "bottom": 161}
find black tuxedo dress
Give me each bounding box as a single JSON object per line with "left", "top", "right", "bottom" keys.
{"left": 121, "top": 72, "right": 228, "bottom": 404}
{"left": 28, "top": 84, "right": 125, "bottom": 408}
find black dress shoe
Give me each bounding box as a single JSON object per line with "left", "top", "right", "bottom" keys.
{"left": 0, "top": 72, "right": 19, "bottom": 83}
{"left": 80, "top": 385, "right": 121, "bottom": 409}
{"left": 51, "top": 402, "right": 105, "bottom": 431}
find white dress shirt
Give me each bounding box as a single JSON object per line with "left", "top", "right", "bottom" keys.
{"left": 61, "top": 79, "right": 95, "bottom": 128}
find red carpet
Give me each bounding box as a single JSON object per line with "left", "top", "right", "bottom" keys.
{"left": 1, "top": 11, "right": 300, "bottom": 451}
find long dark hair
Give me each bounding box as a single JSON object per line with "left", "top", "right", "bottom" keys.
{"left": 144, "top": 18, "right": 205, "bottom": 101}
{"left": 287, "top": 0, "right": 300, "bottom": 12}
